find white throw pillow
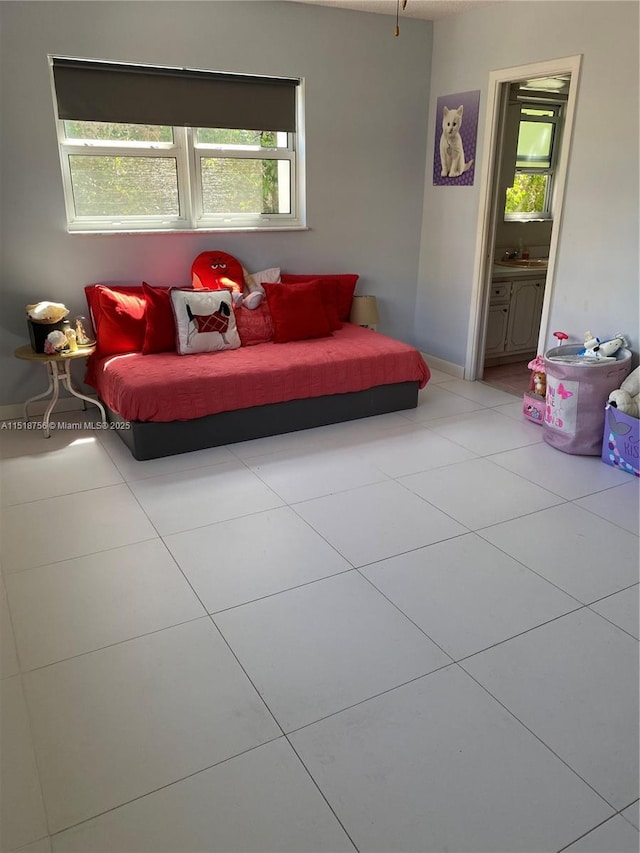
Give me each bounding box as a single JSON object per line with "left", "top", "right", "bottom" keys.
{"left": 248, "top": 267, "right": 281, "bottom": 291}
{"left": 171, "top": 289, "right": 240, "bottom": 355}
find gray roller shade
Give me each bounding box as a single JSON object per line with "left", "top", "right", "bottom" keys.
{"left": 52, "top": 58, "right": 299, "bottom": 132}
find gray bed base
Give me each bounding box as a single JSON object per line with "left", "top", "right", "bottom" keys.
{"left": 105, "top": 381, "right": 419, "bottom": 461}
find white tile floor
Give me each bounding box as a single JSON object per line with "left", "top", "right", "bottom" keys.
{"left": 1, "top": 374, "right": 638, "bottom": 853}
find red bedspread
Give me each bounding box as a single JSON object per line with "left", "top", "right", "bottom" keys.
{"left": 89, "top": 324, "right": 430, "bottom": 423}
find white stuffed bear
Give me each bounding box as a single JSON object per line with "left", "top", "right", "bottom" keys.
{"left": 621, "top": 365, "right": 640, "bottom": 397}
{"left": 608, "top": 365, "right": 640, "bottom": 418}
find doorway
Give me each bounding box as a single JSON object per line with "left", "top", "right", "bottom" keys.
{"left": 465, "top": 56, "right": 582, "bottom": 390}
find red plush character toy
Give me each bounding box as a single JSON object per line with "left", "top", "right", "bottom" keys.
{"left": 191, "top": 251, "right": 264, "bottom": 309}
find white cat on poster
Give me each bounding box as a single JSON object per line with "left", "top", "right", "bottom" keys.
{"left": 439, "top": 105, "right": 474, "bottom": 178}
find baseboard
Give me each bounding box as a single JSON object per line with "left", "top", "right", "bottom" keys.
{"left": 0, "top": 396, "right": 95, "bottom": 422}
{"left": 420, "top": 353, "right": 465, "bottom": 379}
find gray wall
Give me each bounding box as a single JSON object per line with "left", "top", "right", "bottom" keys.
{"left": 0, "top": 1, "right": 432, "bottom": 406}
{"left": 416, "top": 0, "right": 639, "bottom": 368}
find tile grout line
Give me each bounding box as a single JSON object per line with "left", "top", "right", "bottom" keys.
{"left": 46, "top": 734, "right": 286, "bottom": 843}
{"left": 568, "top": 494, "right": 640, "bottom": 538}
{"left": 484, "top": 455, "right": 640, "bottom": 507}
{"left": 473, "top": 523, "right": 639, "bottom": 609}
{"left": 284, "top": 736, "right": 361, "bottom": 853}
{"left": 455, "top": 661, "right": 620, "bottom": 815}
{"left": 12, "top": 613, "right": 212, "bottom": 676}
{"left": 281, "top": 661, "right": 456, "bottom": 738}
{"left": 392, "top": 465, "right": 569, "bottom": 531}
{"left": 0, "top": 474, "right": 128, "bottom": 510}
{"left": 14, "top": 671, "right": 57, "bottom": 840}
{"left": 355, "top": 564, "right": 587, "bottom": 665}
{"left": 555, "top": 803, "right": 638, "bottom": 851}
{"left": 199, "top": 614, "right": 363, "bottom": 852}
{"left": 1, "top": 535, "right": 160, "bottom": 577}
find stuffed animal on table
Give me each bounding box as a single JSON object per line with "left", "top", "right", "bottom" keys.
{"left": 578, "top": 331, "right": 628, "bottom": 361}
{"left": 43, "top": 329, "right": 69, "bottom": 354}
{"left": 191, "top": 251, "right": 264, "bottom": 309}
{"left": 608, "top": 365, "right": 640, "bottom": 418}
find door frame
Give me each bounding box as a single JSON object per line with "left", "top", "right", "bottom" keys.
{"left": 464, "top": 54, "right": 582, "bottom": 379}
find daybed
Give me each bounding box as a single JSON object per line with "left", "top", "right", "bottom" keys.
{"left": 84, "top": 277, "right": 430, "bottom": 461}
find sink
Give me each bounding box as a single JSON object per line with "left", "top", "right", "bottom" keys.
{"left": 496, "top": 259, "right": 548, "bottom": 269}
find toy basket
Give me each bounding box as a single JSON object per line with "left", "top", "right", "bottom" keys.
{"left": 602, "top": 404, "right": 640, "bottom": 477}
{"left": 543, "top": 345, "right": 632, "bottom": 455}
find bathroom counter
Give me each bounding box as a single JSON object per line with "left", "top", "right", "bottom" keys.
{"left": 492, "top": 263, "right": 548, "bottom": 280}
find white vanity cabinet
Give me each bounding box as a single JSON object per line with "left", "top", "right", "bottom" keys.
{"left": 485, "top": 284, "right": 511, "bottom": 356}
{"left": 485, "top": 276, "right": 545, "bottom": 360}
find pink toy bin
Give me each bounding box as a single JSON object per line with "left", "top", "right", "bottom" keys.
{"left": 543, "top": 345, "right": 632, "bottom": 455}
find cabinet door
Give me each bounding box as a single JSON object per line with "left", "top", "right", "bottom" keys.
{"left": 506, "top": 279, "right": 545, "bottom": 352}
{"left": 490, "top": 283, "right": 511, "bottom": 304}
{"left": 485, "top": 304, "right": 510, "bottom": 354}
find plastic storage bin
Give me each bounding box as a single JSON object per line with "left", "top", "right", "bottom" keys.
{"left": 543, "top": 345, "right": 631, "bottom": 455}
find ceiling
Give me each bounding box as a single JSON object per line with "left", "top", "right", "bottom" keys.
{"left": 283, "top": 0, "right": 506, "bottom": 22}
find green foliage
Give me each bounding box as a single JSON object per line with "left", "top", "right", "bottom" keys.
{"left": 69, "top": 156, "right": 178, "bottom": 216}
{"left": 65, "top": 124, "right": 283, "bottom": 218}
{"left": 196, "top": 129, "right": 278, "bottom": 148}
{"left": 200, "top": 157, "right": 282, "bottom": 214}
{"left": 64, "top": 121, "right": 172, "bottom": 143}
{"left": 505, "top": 173, "right": 547, "bottom": 215}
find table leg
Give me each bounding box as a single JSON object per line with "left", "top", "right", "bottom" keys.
{"left": 60, "top": 360, "right": 107, "bottom": 423}
{"left": 24, "top": 364, "right": 54, "bottom": 420}
{"left": 41, "top": 363, "right": 61, "bottom": 439}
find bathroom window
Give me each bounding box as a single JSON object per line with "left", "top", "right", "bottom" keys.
{"left": 505, "top": 104, "right": 562, "bottom": 220}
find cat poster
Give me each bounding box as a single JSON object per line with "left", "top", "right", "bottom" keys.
{"left": 433, "top": 90, "right": 480, "bottom": 186}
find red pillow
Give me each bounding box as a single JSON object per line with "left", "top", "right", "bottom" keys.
{"left": 142, "top": 282, "right": 177, "bottom": 354}
{"left": 85, "top": 284, "right": 142, "bottom": 333}
{"left": 263, "top": 281, "right": 333, "bottom": 343}
{"left": 234, "top": 301, "right": 275, "bottom": 346}
{"left": 274, "top": 279, "right": 340, "bottom": 331}
{"left": 84, "top": 284, "right": 133, "bottom": 387}
{"left": 280, "top": 273, "right": 359, "bottom": 323}
{"left": 84, "top": 285, "right": 147, "bottom": 358}
{"left": 94, "top": 286, "right": 146, "bottom": 355}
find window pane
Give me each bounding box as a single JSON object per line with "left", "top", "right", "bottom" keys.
{"left": 505, "top": 173, "right": 548, "bottom": 214}
{"left": 195, "top": 128, "right": 287, "bottom": 148}
{"left": 69, "top": 155, "right": 179, "bottom": 216}
{"left": 521, "top": 108, "right": 555, "bottom": 118}
{"left": 516, "top": 121, "right": 554, "bottom": 168}
{"left": 63, "top": 121, "right": 173, "bottom": 143}
{"left": 200, "top": 157, "right": 290, "bottom": 214}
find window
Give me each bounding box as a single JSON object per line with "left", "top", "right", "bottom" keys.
{"left": 51, "top": 58, "right": 303, "bottom": 233}
{"left": 505, "top": 103, "right": 562, "bottom": 221}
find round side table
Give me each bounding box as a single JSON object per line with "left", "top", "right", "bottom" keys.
{"left": 14, "top": 344, "right": 107, "bottom": 438}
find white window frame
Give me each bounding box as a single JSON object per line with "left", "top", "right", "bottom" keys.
{"left": 190, "top": 128, "right": 298, "bottom": 229}
{"left": 505, "top": 100, "right": 563, "bottom": 222}
{"left": 52, "top": 78, "right": 306, "bottom": 234}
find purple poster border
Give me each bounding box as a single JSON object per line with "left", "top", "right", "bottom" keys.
{"left": 433, "top": 90, "right": 481, "bottom": 187}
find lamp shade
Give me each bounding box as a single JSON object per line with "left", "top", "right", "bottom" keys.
{"left": 350, "top": 295, "right": 380, "bottom": 326}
